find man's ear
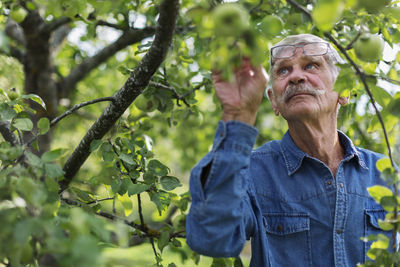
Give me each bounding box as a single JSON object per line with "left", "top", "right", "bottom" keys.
{"left": 267, "top": 89, "right": 280, "bottom": 116}
{"left": 338, "top": 95, "right": 349, "bottom": 106}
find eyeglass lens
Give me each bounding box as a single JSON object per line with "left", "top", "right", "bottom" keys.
{"left": 272, "top": 43, "right": 328, "bottom": 58}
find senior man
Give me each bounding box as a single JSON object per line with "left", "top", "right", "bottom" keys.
{"left": 186, "top": 34, "right": 391, "bottom": 266}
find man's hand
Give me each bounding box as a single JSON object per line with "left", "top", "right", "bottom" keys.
{"left": 212, "top": 58, "right": 269, "bottom": 126}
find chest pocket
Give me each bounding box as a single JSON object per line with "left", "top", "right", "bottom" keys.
{"left": 364, "top": 209, "right": 392, "bottom": 261}
{"left": 263, "top": 213, "right": 312, "bottom": 267}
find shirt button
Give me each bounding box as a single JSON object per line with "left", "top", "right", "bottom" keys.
{"left": 336, "top": 229, "right": 342, "bottom": 234}
{"left": 220, "top": 131, "right": 224, "bottom": 137}
{"left": 277, "top": 225, "right": 284, "bottom": 232}
{"left": 327, "top": 181, "right": 332, "bottom": 185}
{"left": 340, "top": 183, "right": 344, "bottom": 188}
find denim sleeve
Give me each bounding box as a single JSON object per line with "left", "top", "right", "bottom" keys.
{"left": 186, "top": 120, "right": 259, "bottom": 257}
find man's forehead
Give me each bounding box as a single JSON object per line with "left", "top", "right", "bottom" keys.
{"left": 273, "top": 54, "right": 326, "bottom": 69}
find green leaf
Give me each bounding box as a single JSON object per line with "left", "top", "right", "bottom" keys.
{"left": 45, "top": 163, "right": 65, "bottom": 178}
{"left": 370, "top": 85, "right": 392, "bottom": 107}
{"left": 160, "top": 176, "right": 182, "bottom": 191}
{"left": 38, "top": 117, "right": 50, "bottom": 135}
{"left": 119, "top": 153, "right": 135, "bottom": 165}
{"left": 143, "top": 171, "right": 157, "bottom": 184}
{"left": 14, "top": 219, "right": 35, "bottom": 244}
{"left": 380, "top": 196, "right": 398, "bottom": 212}
{"left": 90, "top": 139, "right": 102, "bottom": 152}
{"left": 378, "top": 219, "right": 394, "bottom": 231}
{"left": 234, "top": 257, "right": 244, "bottom": 267}
{"left": 41, "top": 148, "right": 66, "bottom": 163}
{"left": 367, "top": 185, "right": 394, "bottom": 204}
{"left": 211, "top": 258, "right": 228, "bottom": 267}
{"left": 26, "top": 151, "right": 42, "bottom": 167}
{"left": 148, "top": 159, "right": 169, "bottom": 176}
{"left": 21, "top": 94, "right": 46, "bottom": 110}
{"left": 117, "top": 194, "right": 133, "bottom": 216}
{"left": 45, "top": 176, "right": 60, "bottom": 192}
{"left": 12, "top": 118, "right": 33, "bottom": 131}
{"left": 127, "top": 183, "right": 150, "bottom": 196}
{"left": 157, "top": 231, "right": 170, "bottom": 252}
{"left": 71, "top": 187, "right": 94, "bottom": 202}
{"left": 0, "top": 103, "right": 17, "bottom": 120}
{"left": 376, "top": 158, "right": 392, "bottom": 172}
{"left": 26, "top": 2, "right": 36, "bottom": 10}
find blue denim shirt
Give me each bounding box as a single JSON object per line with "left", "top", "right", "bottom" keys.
{"left": 186, "top": 120, "right": 392, "bottom": 267}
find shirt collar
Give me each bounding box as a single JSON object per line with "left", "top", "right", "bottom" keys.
{"left": 280, "top": 130, "right": 368, "bottom": 176}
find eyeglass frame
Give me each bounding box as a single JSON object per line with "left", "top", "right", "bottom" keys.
{"left": 270, "top": 42, "right": 330, "bottom": 59}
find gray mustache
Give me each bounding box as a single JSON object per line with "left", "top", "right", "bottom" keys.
{"left": 283, "top": 84, "right": 325, "bottom": 102}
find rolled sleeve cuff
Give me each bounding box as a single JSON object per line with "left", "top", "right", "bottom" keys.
{"left": 212, "top": 120, "right": 258, "bottom": 154}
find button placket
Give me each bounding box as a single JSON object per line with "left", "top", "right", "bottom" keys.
{"left": 333, "top": 165, "right": 348, "bottom": 265}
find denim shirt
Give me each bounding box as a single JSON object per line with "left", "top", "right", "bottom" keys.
{"left": 186, "top": 120, "right": 392, "bottom": 267}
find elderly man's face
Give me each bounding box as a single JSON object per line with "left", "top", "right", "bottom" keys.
{"left": 268, "top": 47, "right": 340, "bottom": 121}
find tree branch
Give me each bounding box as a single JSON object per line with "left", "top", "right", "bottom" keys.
{"left": 40, "top": 17, "right": 72, "bottom": 35}
{"left": 0, "top": 121, "right": 19, "bottom": 146}
{"left": 9, "top": 46, "right": 25, "bottom": 63}
{"left": 96, "top": 20, "right": 127, "bottom": 31}
{"left": 0, "top": 46, "right": 25, "bottom": 64}
{"left": 58, "top": 26, "right": 156, "bottom": 98}
{"left": 286, "top": 0, "right": 312, "bottom": 20}
{"left": 50, "top": 97, "right": 115, "bottom": 127}
{"left": 5, "top": 19, "right": 25, "bottom": 45}
{"left": 60, "top": 0, "right": 180, "bottom": 191}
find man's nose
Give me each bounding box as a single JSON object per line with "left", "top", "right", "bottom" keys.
{"left": 288, "top": 67, "right": 305, "bottom": 85}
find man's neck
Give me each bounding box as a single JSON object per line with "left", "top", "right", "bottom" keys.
{"left": 287, "top": 117, "right": 344, "bottom": 178}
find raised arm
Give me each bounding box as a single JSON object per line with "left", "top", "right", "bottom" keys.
{"left": 186, "top": 60, "right": 268, "bottom": 257}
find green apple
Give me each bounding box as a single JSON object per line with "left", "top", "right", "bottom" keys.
{"left": 357, "top": 0, "right": 391, "bottom": 13}
{"left": 286, "top": 13, "right": 303, "bottom": 27}
{"left": 212, "top": 3, "right": 249, "bottom": 37}
{"left": 10, "top": 7, "right": 28, "bottom": 23}
{"left": 353, "top": 33, "right": 384, "bottom": 62}
{"left": 258, "top": 15, "right": 283, "bottom": 37}
{"left": 135, "top": 94, "right": 159, "bottom": 112}
{"left": 7, "top": 90, "right": 19, "bottom": 100}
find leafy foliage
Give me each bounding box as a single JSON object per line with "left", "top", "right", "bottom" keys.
{"left": 1, "top": 0, "right": 400, "bottom": 266}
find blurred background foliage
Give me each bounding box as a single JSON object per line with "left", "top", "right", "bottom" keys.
{"left": 0, "top": 0, "right": 400, "bottom": 266}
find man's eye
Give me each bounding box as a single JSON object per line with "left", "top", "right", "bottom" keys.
{"left": 305, "top": 63, "right": 316, "bottom": 70}
{"left": 278, "top": 68, "right": 289, "bottom": 75}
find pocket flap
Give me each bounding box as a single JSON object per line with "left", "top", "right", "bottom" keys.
{"left": 365, "top": 209, "right": 386, "bottom": 229}
{"left": 263, "top": 213, "right": 310, "bottom": 235}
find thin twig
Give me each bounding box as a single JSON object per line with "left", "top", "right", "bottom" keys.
{"left": 50, "top": 97, "right": 115, "bottom": 127}
{"left": 149, "top": 237, "right": 160, "bottom": 265}
{"left": 345, "top": 31, "right": 362, "bottom": 50}
{"left": 86, "top": 197, "right": 114, "bottom": 205}
{"left": 112, "top": 195, "right": 116, "bottom": 215}
{"left": 368, "top": 74, "right": 400, "bottom": 86}
{"left": 149, "top": 81, "right": 206, "bottom": 107}
{"left": 286, "top": 0, "right": 312, "bottom": 20}
{"left": 137, "top": 194, "right": 145, "bottom": 226}
{"left": 96, "top": 20, "right": 127, "bottom": 31}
